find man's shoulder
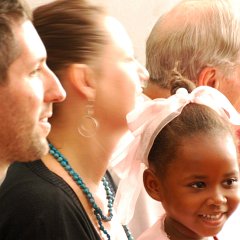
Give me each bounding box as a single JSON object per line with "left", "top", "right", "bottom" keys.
{"left": 1, "top": 161, "right": 52, "bottom": 193}
{"left": 0, "top": 160, "right": 66, "bottom": 208}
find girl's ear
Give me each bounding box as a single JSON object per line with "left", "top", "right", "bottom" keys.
{"left": 69, "top": 64, "right": 96, "bottom": 100}
{"left": 198, "top": 67, "right": 220, "bottom": 89}
{"left": 143, "top": 168, "right": 163, "bottom": 202}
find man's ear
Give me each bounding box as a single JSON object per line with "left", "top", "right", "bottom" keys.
{"left": 198, "top": 67, "right": 220, "bottom": 89}
{"left": 143, "top": 168, "right": 163, "bottom": 202}
{"left": 68, "top": 64, "right": 96, "bottom": 100}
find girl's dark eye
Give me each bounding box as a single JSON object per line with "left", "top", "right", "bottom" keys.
{"left": 191, "top": 182, "right": 206, "bottom": 189}
{"left": 223, "top": 178, "right": 238, "bottom": 188}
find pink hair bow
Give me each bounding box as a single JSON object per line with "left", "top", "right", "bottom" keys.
{"left": 113, "top": 86, "right": 240, "bottom": 225}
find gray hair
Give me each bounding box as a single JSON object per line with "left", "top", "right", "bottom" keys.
{"left": 146, "top": 0, "right": 240, "bottom": 88}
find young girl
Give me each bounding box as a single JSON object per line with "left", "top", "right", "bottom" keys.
{"left": 114, "top": 76, "right": 240, "bottom": 240}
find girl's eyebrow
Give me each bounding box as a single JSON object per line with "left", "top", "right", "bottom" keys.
{"left": 183, "top": 175, "right": 208, "bottom": 181}
{"left": 223, "top": 171, "right": 239, "bottom": 178}
{"left": 183, "top": 171, "right": 239, "bottom": 181}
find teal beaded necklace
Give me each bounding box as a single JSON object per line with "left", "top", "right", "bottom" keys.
{"left": 49, "top": 143, "right": 134, "bottom": 240}
{"left": 49, "top": 143, "right": 113, "bottom": 240}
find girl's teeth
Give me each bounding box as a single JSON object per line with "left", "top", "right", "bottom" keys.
{"left": 201, "top": 214, "right": 221, "bottom": 220}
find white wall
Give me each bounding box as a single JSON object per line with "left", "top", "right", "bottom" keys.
{"left": 27, "top": 0, "right": 180, "bottom": 65}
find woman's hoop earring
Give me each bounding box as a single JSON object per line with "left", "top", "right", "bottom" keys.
{"left": 78, "top": 101, "right": 98, "bottom": 138}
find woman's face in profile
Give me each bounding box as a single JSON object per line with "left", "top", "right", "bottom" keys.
{"left": 95, "top": 16, "right": 149, "bottom": 129}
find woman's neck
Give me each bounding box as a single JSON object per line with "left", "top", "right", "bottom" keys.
{"left": 44, "top": 120, "right": 125, "bottom": 186}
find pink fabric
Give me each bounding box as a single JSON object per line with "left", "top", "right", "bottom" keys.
{"left": 137, "top": 214, "right": 218, "bottom": 240}
{"left": 113, "top": 86, "right": 240, "bottom": 225}
{"left": 137, "top": 215, "right": 169, "bottom": 240}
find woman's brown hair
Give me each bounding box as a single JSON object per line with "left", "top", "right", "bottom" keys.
{"left": 33, "top": 0, "right": 108, "bottom": 74}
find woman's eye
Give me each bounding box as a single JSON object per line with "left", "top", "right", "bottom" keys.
{"left": 223, "top": 178, "right": 238, "bottom": 187}
{"left": 125, "top": 58, "right": 133, "bottom": 63}
{"left": 190, "top": 182, "right": 206, "bottom": 189}
{"left": 125, "top": 56, "right": 135, "bottom": 63}
{"left": 30, "top": 67, "right": 41, "bottom": 77}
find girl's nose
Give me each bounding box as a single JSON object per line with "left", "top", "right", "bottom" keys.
{"left": 206, "top": 190, "right": 227, "bottom": 206}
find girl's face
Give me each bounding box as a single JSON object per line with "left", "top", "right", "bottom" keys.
{"left": 95, "top": 16, "right": 149, "bottom": 131}
{"left": 159, "top": 133, "right": 239, "bottom": 239}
